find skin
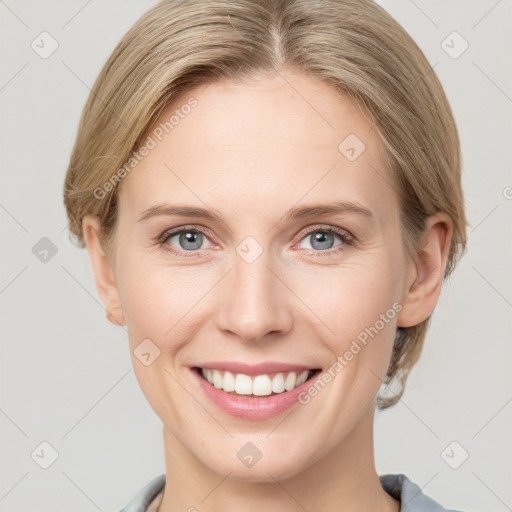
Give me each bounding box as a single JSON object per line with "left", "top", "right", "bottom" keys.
{"left": 83, "top": 68, "right": 452, "bottom": 512}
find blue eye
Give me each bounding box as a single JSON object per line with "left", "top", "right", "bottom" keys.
{"left": 157, "top": 225, "right": 353, "bottom": 258}
{"left": 299, "top": 229, "right": 345, "bottom": 251}
{"left": 161, "top": 228, "right": 213, "bottom": 253}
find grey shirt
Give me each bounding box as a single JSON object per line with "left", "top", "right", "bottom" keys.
{"left": 119, "top": 473, "right": 465, "bottom": 511}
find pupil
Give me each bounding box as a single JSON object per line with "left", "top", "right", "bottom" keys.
{"left": 312, "top": 231, "right": 333, "bottom": 250}
{"left": 180, "top": 231, "right": 202, "bottom": 250}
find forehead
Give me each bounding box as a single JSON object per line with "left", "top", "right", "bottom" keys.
{"left": 119, "top": 69, "right": 398, "bottom": 220}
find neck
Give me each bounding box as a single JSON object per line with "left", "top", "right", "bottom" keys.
{"left": 158, "top": 404, "right": 400, "bottom": 512}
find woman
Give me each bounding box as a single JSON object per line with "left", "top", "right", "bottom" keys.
{"left": 63, "top": 0, "right": 467, "bottom": 510}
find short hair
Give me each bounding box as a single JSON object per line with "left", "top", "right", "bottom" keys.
{"left": 63, "top": 0, "right": 468, "bottom": 410}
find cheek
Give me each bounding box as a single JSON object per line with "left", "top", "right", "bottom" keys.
{"left": 290, "top": 256, "right": 401, "bottom": 368}
{"left": 121, "top": 274, "right": 181, "bottom": 338}
{"left": 116, "top": 262, "right": 205, "bottom": 419}
{"left": 117, "top": 259, "right": 215, "bottom": 349}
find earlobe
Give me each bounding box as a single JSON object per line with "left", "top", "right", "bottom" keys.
{"left": 106, "top": 307, "right": 125, "bottom": 326}
{"left": 82, "top": 215, "right": 126, "bottom": 326}
{"left": 397, "top": 213, "right": 452, "bottom": 328}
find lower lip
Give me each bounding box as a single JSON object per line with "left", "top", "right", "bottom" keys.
{"left": 191, "top": 368, "right": 321, "bottom": 420}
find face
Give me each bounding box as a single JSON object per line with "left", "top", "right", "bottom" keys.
{"left": 85, "top": 68, "right": 440, "bottom": 481}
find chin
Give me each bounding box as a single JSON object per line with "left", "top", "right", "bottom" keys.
{"left": 202, "top": 445, "right": 311, "bottom": 483}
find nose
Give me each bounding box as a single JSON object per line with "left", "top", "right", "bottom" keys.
{"left": 214, "top": 248, "right": 293, "bottom": 344}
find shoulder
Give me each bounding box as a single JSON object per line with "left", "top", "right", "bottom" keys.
{"left": 118, "top": 474, "right": 165, "bottom": 512}
{"left": 379, "top": 473, "right": 466, "bottom": 512}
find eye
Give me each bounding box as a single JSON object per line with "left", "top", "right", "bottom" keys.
{"left": 295, "top": 226, "right": 352, "bottom": 254}
{"left": 159, "top": 226, "right": 214, "bottom": 255}
{"left": 157, "top": 224, "right": 353, "bottom": 258}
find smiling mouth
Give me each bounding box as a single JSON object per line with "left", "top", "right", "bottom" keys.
{"left": 193, "top": 367, "right": 322, "bottom": 397}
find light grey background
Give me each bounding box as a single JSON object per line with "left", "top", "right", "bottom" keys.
{"left": 1, "top": 1, "right": 511, "bottom": 511}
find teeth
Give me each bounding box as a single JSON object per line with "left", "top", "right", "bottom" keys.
{"left": 223, "top": 371, "right": 235, "bottom": 392}
{"left": 296, "top": 370, "right": 309, "bottom": 386}
{"left": 212, "top": 369, "right": 223, "bottom": 389}
{"left": 284, "top": 372, "right": 296, "bottom": 391}
{"left": 271, "top": 373, "right": 285, "bottom": 393}
{"left": 235, "top": 374, "right": 252, "bottom": 395}
{"left": 253, "top": 375, "right": 272, "bottom": 396}
{"left": 200, "top": 368, "right": 311, "bottom": 396}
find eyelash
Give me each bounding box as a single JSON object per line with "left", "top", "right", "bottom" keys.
{"left": 156, "top": 224, "right": 354, "bottom": 258}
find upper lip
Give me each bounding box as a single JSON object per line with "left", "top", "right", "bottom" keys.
{"left": 193, "top": 361, "right": 320, "bottom": 376}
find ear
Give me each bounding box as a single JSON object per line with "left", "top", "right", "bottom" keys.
{"left": 82, "top": 215, "right": 125, "bottom": 326}
{"left": 397, "top": 213, "right": 452, "bottom": 328}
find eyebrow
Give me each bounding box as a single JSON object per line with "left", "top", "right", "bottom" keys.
{"left": 138, "top": 201, "right": 374, "bottom": 224}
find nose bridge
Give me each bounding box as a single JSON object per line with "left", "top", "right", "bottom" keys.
{"left": 216, "top": 241, "right": 292, "bottom": 342}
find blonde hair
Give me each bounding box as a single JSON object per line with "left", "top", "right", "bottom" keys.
{"left": 63, "top": 0, "right": 468, "bottom": 410}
